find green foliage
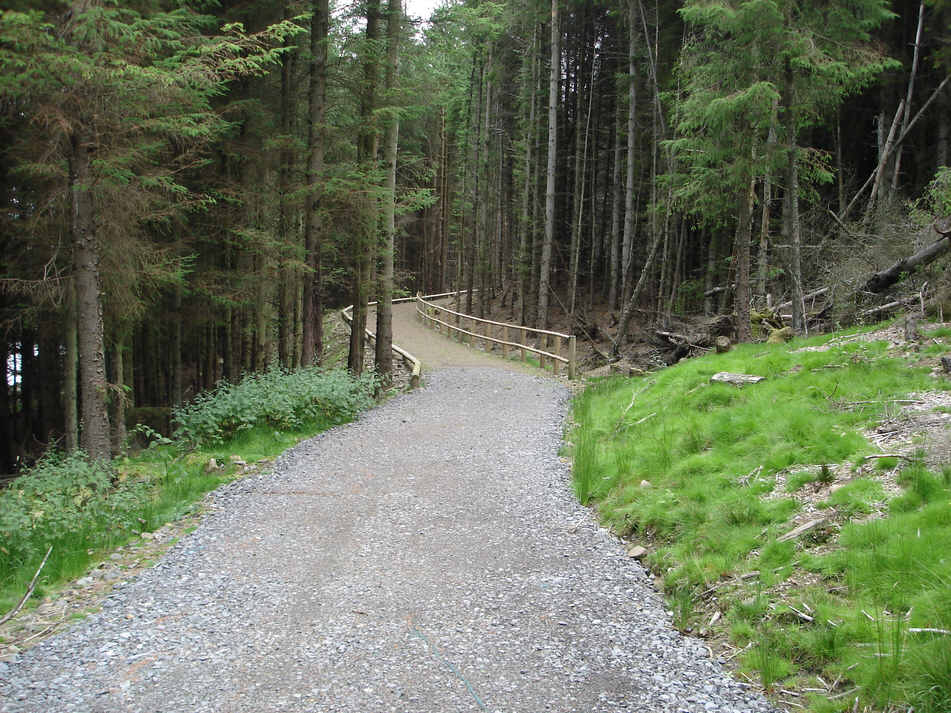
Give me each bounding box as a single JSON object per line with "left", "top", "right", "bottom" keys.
{"left": 572, "top": 323, "right": 951, "bottom": 710}
{"left": 0, "top": 452, "right": 146, "bottom": 568}
{"left": 172, "top": 367, "right": 377, "bottom": 446}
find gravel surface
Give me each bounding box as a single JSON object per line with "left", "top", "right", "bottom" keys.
{"left": 0, "top": 368, "right": 777, "bottom": 713}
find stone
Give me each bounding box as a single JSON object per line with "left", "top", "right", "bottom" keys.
{"left": 75, "top": 577, "right": 94, "bottom": 587}
{"left": 710, "top": 372, "right": 765, "bottom": 387}
{"left": 639, "top": 479, "right": 651, "bottom": 488}
{"left": 140, "top": 532, "right": 154, "bottom": 540}
{"left": 204, "top": 458, "right": 219, "bottom": 473}
{"left": 627, "top": 545, "right": 648, "bottom": 559}
{"left": 229, "top": 455, "right": 247, "bottom": 466}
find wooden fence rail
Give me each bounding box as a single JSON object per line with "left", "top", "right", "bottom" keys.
{"left": 415, "top": 292, "right": 576, "bottom": 380}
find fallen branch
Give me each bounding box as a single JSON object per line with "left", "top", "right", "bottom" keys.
{"left": 909, "top": 627, "right": 951, "bottom": 635}
{"left": 612, "top": 380, "right": 655, "bottom": 434}
{"left": 0, "top": 546, "right": 52, "bottom": 626}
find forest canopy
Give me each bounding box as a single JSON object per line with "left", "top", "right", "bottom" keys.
{"left": 1, "top": 0, "right": 949, "bottom": 470}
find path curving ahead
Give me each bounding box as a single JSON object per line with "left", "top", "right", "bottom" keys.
{"left": 0, "top": 313, "right": 777, "bottom": 713}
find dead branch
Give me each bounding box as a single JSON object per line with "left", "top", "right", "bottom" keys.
{"left": 0, "top": 546, "right": 53, "bottom": 626}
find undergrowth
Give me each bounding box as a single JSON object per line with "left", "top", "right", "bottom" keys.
{"left": 571, "top": 324, "right": 951, "bottom": 712}
{"left": 0, "top": 363, "right": 377, "bottom": 617}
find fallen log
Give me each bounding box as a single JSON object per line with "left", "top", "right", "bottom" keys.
{"left": 863, "top": 224, "right": 951, "bottom": 294}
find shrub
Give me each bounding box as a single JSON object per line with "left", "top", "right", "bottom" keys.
{"left": 172, "top": 367, "right": 377, "bottom": 446}
{"left": 0, "top": 451, "right": 148, "bottom": 568}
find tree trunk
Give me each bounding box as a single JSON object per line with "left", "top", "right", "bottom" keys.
{"left": 70, "top": 133, "right": 111, "bottom": 462}
{"left": 568, "top": 50, "right": 595, "bottom": 320}
{"left": 348, "top": 0, "right": 381, "bottom": 375}
{"left": 302, "top": 0, "right": 329, "bottom": 367}
{"left": 890, "top": 1, "right": 924, "bottom": 192}
{"left": 375, "top": 0, "right": 402, "bottom": 379}
{"left": 110, "top": 329, "right": 127, "bottom": 455}
{"left": 64, "top": 279, "right": 79, "bottom": 452}
{"left": 734, "top": 178, "right": 755, "bottom": 343}
{"left": 171, "top": 285, "right": 183, "bottom": 406}
{"left": 537, "top": 0, "right": 559, "bottom": 330}
{"left": 278, "top": 8, "right": 295, "bottom": 369}
{"left": 608, "top": 98, "right": 622, "bottom": 309}
{"left": 518, "top": 25, "right": 538, "bottom": 326}
{"left": 620, "top": 0, "right": 638, "bottom": 303}
{"left": 783, "top": 71, "right": 804, "bottom": 333}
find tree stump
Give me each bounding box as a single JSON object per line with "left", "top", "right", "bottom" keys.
{"left": 715, "top": 336, "right": 732, "bottom": 353}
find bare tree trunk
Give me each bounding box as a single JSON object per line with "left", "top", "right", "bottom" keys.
{"left": 608, "top": 99, "right": 622, "bottom": 310}
{"left": 110, "top": 329, "right": 127, "bottom": 454}
{"left": 171, "top": 285, "right": 183, "bottom": 405}
{"left": 734, "top": 178, "right": 755, "bottom": 343}
{"left": 891, "top": 1, "right": 925, "bottom": 192}
{"left": 70, "top": 132, "right": 111, "bottom": 462}
{"left": 348, "top": 0, "right": 381, "bottom": 375}
{"left": 518, "top": 25, "right": 538, "bottom": 325}
{"left": 537, "top": 0, "right": 559, "bottom": 330}
{"left": 569, "top": 52, "right": 596, "bottom": 320}
{"left": 620, "top": 0, "right": 638, "bottom": 304}
{"left": 784, "top": 68, "right": 804, "bottom": 333}
{"left": 278, "top": 8, "right": 295, "bottom": 368}
{"left": 375, "top": 0, "right": 402, "bottom": 379}
{"left": 64, "top": 279, "right": 79, "bottom": 452}
{"left": 302, "top": 0, "right": 329, "bottom": 367}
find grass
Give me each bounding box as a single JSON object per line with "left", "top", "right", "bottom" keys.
{"left": 570, "top": 323, "right": 951, "bottom": 712}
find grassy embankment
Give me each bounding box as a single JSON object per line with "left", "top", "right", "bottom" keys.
{"left": 571, "top": 324, "right": 951, "bottom": 713}
{"left": 0, "top": 328, "right": 378, "bottom": 618}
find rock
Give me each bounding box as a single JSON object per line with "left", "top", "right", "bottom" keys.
{"left": 714, "top": 336, "right": 731, "bottom": 354}
{"left": 627, "top": 545, "right": 648, "bottom": 559}
{"left": 767, "top": 326, "right": 793, "bottom": 344}
{"left": 228, "top": 455, "right": 247, "bottom": 466}
{"left": 75, "top": 577, "right": 94, "bottom": 587}
{"left": 710, "top": 372, "right": 765, "bottom": 387}
{"left": 639, "top": 479, "right": 651, "bottom": 488}
{"left": 140, "top": 532, "right": 154, "bottom": 540}
{"left": 204, "top": 458, "right": 219, "bottom": 473}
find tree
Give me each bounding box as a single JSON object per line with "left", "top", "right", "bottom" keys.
{"left": 375, "top": 0, "right": 404, "bottom": 379}
{"left": 0, "top": 3, "right": 299, "bottom": 459}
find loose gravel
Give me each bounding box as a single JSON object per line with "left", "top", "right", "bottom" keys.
{"left": 0, "top": 368, "right": 777, "bottom": 713}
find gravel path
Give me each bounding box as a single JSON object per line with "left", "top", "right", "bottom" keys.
{"left": 0, "top": 366, "right": 776, "bottom": 713}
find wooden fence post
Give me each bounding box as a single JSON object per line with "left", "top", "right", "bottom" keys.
{"left": 520, "top": 328, "right": 527, "bottom": 361}
{"left": 553, "top": 335, "right": 561, "bottom": 376}
{"left": 568, "top": 335, "right": 577, "bottom": 380}
{"left": 502, "top": 326, "right": 508, "bottom": 359}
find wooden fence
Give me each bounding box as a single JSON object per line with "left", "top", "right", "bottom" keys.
{"left": 341, "top": 296, "right": 421, "bottom": 388}
{"left": 415, "top": 291, "right": 577, "bottom": 380}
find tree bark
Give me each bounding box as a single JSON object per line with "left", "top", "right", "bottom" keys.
{"left": 348, "top": 0, "right": 381, "bottom": 375}
{"left": 537, "top": 0, "right": 559, "bottom": 330}
{"left": 70, "top": 132, "right": 111, "bottom": 462}
{"left": 375, "top": 0, "right": 402, "bottom": 379}
{"left": 620, "top": 0, "right": 638, "bottom": 304}
{"left": 734, "top": 178, "right": 755, "bottom": 343}
{"left": 64, "top": 279, "right": 79, "bottom": 452}
{"left": 302, "top": 0, "right": 329, "bottom": 367}
{"left": 783, "top": 70, "right": 804, "bottom": 333}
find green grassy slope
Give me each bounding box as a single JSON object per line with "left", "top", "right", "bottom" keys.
{"left": 571, "top": 323, "right": 951, "bottom": 712}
